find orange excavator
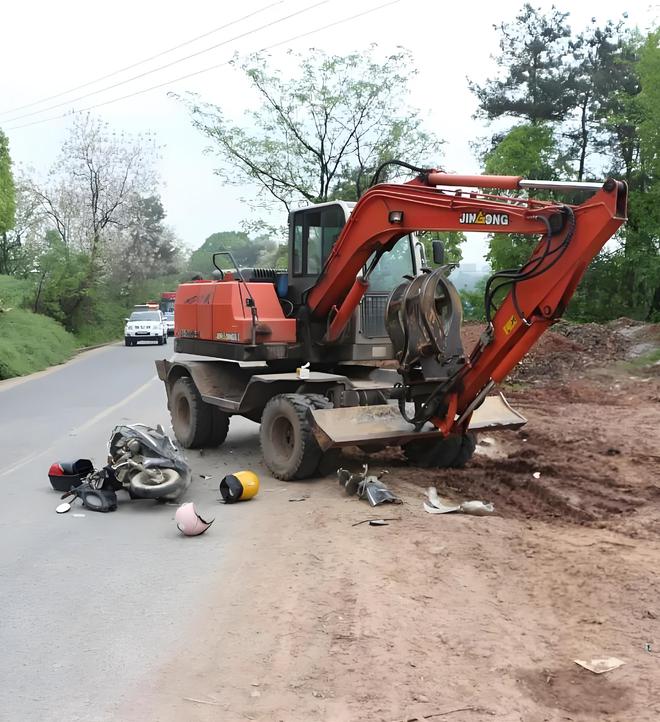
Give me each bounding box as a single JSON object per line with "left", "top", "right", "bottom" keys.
{"left": 156, "top": 162, "right": 627, "bottom": 479}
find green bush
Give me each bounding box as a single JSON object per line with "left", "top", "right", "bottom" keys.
{"left": 0, "top": 274, "right": 32, "bottom": 309}
{"left": 0, "top": 309, "right": 77, "bottom": 380}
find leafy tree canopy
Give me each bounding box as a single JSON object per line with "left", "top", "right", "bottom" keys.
{"left": 178, "top": 46, "right": 443, "bottom": 210}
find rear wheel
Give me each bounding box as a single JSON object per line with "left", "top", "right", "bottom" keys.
{"left": 260, "top": 394, "right": 324, "bottom": 480}
{"left": 170, "top": 377, "right": 212, "bottom": 448}
{"left": 403, "top": 432, "right": 476, "bottom": 469}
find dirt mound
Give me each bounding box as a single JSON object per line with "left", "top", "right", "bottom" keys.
{"left": 510, "top": 320, "right": 630, "bottom": 382}
{"left": 461, "top": 320, "right": 635, "bottom": 383}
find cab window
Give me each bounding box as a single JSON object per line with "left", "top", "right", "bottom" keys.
{"left": 292, "top": 205, "right": 345, "bottom": 276}
{"left": 367, "top": 236, "right": 415, "bottom": 293}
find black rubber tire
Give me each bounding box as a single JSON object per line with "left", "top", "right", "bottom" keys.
{"left": 157, "top": 336, "right": 163, "bottom": 345}
{"left": 124, "top": 338, "right": 132, "bottom": 347}
{"left": 170, "top": 376, "right": 212, "bottom": 448}
{"left": 207, "top": 407, "right": 230, "bottom": 447}
{"left": 260, "top": 394, "right": 323, "bottom": 480}
{"left": 129, "top": 468, "right": 184, "bottom": 500}
{"left": 403, "top": 432, "right": 476, "bottom": 469}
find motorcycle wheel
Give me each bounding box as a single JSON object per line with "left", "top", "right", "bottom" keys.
{"left": 129, "top": 468, "right": 185, "bottom": 500}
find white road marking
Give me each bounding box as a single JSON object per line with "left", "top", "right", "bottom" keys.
{"left": 0, "top": 375, "right": 158, "bottom": 480}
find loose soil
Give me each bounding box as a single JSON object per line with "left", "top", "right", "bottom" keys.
{"left": 124, "top": 320, "right": 660, "bottom": 722}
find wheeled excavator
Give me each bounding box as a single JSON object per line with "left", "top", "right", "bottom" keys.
{"left": 156, "top": 162, "right": 627, "bottom": 479}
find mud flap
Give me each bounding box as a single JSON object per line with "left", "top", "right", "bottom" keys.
{"left": 309, "top": 393, "right": 527, "bottom": 451}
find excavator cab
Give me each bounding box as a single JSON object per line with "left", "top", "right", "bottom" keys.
{"left": 287, "top": 201, "right": 425, "bottom": 359}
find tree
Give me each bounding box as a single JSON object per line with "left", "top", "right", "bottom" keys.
{"left": 0, "top": 130, "right": 17, "bottom": 270}
{"left": 109, "top": 194, "right": 183, "bottom": 292}
{"left": 483, "top": 123, "right": 565, "bottom": 270}
{"left": 178, "top": 46, "right": 443, "bottom": 210}
{"left": 568, "top": 21, "right": 639, "bottom": 181}
{"left": 189, "top": 231, "right": 283, "bottom": 276}
{"left": 29, "top": 114, "right": 158, "bottom": 329}
{"left": 624, "top": 30, "right": 660, "bottom": 319}
{"left": 470, "top": 4, "right": 575, "bottom": 124}
{"left": 0, "top": 174, "right": 42, "bottom": 276}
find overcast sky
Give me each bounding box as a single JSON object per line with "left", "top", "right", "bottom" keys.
{"left": 1, "top": 0, "right": 655, "bottom": 263}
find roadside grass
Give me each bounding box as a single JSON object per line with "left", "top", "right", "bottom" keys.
{"left": 0, "top": 309, "right": 77, "bottom": 380}
{"left": 0, "top": 275, "right": 33, "bottom": 310}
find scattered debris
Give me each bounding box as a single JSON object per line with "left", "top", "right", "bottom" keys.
{"left": 460, "top": 500, "right": 495, "bottom": 516}
{"left": 532, "top": 471, "right": 541, "bottom": 479}
{"left": 48, "top": 459, "right": 94, "bottom": 492}
{"left": 296, "top": 361, "right": 311, "bottom": 379}
{"left": 55, "top": 502, "right": 71, "bottom": 514}
{"left": 199, "top": 474, "right": 213, "bottom": 480}
{"left": 175, "top": 502, "right": 214, "bottom": 536}
{"left": 574, "top": 657, "right": 625, "bottom": 674}
{"left": 338, "top": 465, "right": 401, "bottom": 506}
{"left": 351, "top": 517, "right": 400, "bottom": 527}
{"left": 182, "top": 696, "right": 222, "bottom": 707}
{"left": 72, "top": 513, "right": 86, "bottom": 518}
{"left": 400, "top": 706, "right": 495, "bottom": 721}
{"left": 424, "top": 487, "right": 494, "bottom": 516}
{"left": 289, "top": 495, "right": 309, "bottom": 502}
{"left": 61, "top": 483, "right": 118, "bottom": 512}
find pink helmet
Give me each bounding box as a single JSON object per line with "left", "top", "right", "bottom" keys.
{"left": 175, "top": 502, "right": 214, "bottom": 536}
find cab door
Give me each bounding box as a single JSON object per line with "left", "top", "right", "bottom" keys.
{"left": 287, "top": 204, "right": 347, "bottom": 305}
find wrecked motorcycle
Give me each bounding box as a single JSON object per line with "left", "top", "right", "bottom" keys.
{"left": 105, "top": 423, "right": 191, "bottom": 501}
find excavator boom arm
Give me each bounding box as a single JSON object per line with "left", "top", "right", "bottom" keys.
{"left": 307, "top": 171, "right": 627, "bottom": 435}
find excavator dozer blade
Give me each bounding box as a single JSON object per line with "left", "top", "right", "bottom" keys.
{"left": 310, "top": 393, "right": 527, "bottom": 451}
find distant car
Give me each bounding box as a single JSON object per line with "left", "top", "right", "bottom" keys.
{"left": 163, "top": 311, "right": 175, "bottom": 336}
{"left": 124, "top": 311, "right": 168, "bottom": 347}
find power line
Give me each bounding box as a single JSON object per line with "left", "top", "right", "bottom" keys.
{"left": 2, "top": 0, "right": 329, "bottom": 125}
{"left": 6, "top": 0, "right": 400, "bottom": 132}
{"left": 0, "top": 1, "right": 285, "bottom": 118}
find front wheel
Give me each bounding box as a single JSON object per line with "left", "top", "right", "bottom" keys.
{"left": 259, "top": 394, "right": 323, "bottom": 480}
{"left": 170, "top": 376, "right": 212, "bottom": 448}
{"left": 129, "top": 468, "right": 185, "bottom": 500}
{"left": 124, "top": 338, "right": 132, "bottom": 347}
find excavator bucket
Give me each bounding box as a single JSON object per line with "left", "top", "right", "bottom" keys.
{"left": 309, "top": 393, "right": 527, "bottom": 451}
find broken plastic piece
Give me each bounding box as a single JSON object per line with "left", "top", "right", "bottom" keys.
{"left": 459, "top": 500, "right": 495, "bottom": 516}
{"left": 574, "top": 657, "right": 625, "bottom": 674}
{"left": 424, "top": 487, "right": 495, "bottom": 516}
{"left": 55, "top": 502, "right": 71, "bottom": 514}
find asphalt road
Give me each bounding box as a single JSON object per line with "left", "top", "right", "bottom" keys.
{"left": 0, "top": 341, "right": 263, "bottom": 721}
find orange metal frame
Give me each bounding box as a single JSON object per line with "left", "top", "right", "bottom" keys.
{"left": 307, "top": 172, "right": 627, "bottom": 435}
